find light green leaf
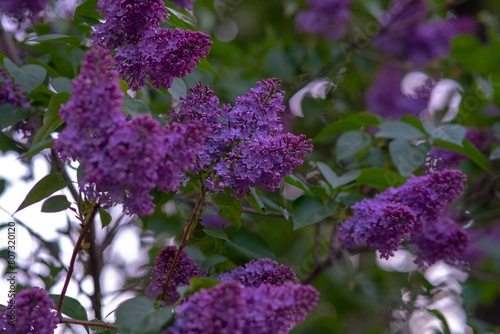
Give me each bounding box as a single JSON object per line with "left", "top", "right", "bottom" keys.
{"left": 99, "top": 208, "right": 112, "bottom": 228}
{"left": 167, "top": 78, "right": 187, "bottom": 102}
{"left": 336, "top": 131, "right": 370, "bottom": 160}
{"left": 21, "top": 138, "right": 53, "bottom": 159}
{"left": 245, "top": 187, "right": 266, "bottom": 214}
{"left": 292, "top": 195, "right": 337, "bottom": 230}
{"left": 32, "top": 34, "right": 82, "bottom": 46}
{"left": 356, "top": 168, "right": 406, "bottom": 190}
{"left": 203, "top": 226, "right": 229, "bottom": 241}
{"left": 51, "top": 77, "right": 72, "bottom": 94}
{"left": 0, "top": 103, "right": 29, "bottom": 129}
{"left": 375, "top": 121, "right": 426, "bottom": 141}
{"left": 49, "top": 294, "right": 89, "bottom": 333}
{"left": 3, "top": 58, "right": 47, "bottom": 93}
{"left": 122, "top": 99, "right": 151, "bottom": 117}
{"left": 116, "top": 296, "right": 172, "bottom": 334}
{"left": 33, "top": 93, "right": 70, "bottom": 145}
{"left": 196, "top": 58, "right": 220, "bottom": 76}
{"left": 180, "top": 277, "right": 221, "bottom": 299}
{"left": 423, "top": 122, "right": 467, "bottom": 147}
{"left": 389, "top": 140, "right": 430, "bottom": 177}
{"left": 283, "top": 174, "right": 310, "bottom": 193}
{"left": 16, "top": 173, "right": 69, "bottom": 212}
{"left": 41, "top": 195, "right": 71, "bottom": 212}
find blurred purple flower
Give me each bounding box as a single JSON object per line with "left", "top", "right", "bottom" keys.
{"left": 146, "top": 245, "right": 201, "bottom": 306}
{"left": 0, "top": 287, "right": 59, "bottom": 334}
{"left": 166, "top": 281, "right": 319, "bottom": 334}
{"left": 219, "top": 258, "right": 297, "bottom": 287}
{"left": 295, "top": 0, "right": 352, "bottom": 41}
{"left": 0, "top": 0, "right": 51, "bottom": 20}
{"left": 0, "top": 66, "right": 29, "bottom": 108}
{"left": 170, "top": 79, "right": 313, "bottom": 198}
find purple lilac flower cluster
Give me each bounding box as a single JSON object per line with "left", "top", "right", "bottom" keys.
{"left": 0, "top": 287, "right": 59, "bottom": 333}
{"left": 146, "top": 246, "right": 202, "bottom": 306}
{"left": 373, "top": 0, "right": 476, "bottom": 66}
{"left": 295, "top": 0, "right": 352, "bottom": 41}
{"left": 219, "top": 258, "right": 297, "bottom": 287}
{"left": 0, "top": 66, "right": 28, "bottom": 109}
{"left": 92, "top": 0, "right": 211, "bottom": 90}
{"left": 0, "top": 0, "right": 51, "bottom": 21}
{"left": 55, "top": 49, "right": 205, "bottom": 216}
{"left": 365, "top": 64, "right": 432, "bottom": 119}
{"left": 170, "top": 79, "right": 313, "bottom": 197}
{"left": 339, "top": 170, "right": 468, "bottom": 266}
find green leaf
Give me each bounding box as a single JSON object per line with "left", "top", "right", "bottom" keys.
{"left": 317, "top": 162, "right": 360, "bottom": 189}
{"left": 283, "top": 174, "right": 310, "bottom": 193}
{"left": 49, "top": 294, "right": 89, "bottom": 333}
{"left": 389, "top": 140, "right": 430, "bottom": 177}
{"left": 423, "top": 122, "right": 467, "bottom": 147}
{"left": 225, "top": 232, "right": 275, "bottom": 265}
{"left": 245, "top": 187, "right": 266, "bottom": 214}
{"left": 16, "top": 173, "right": 70, "bottom": 212}
{"left": 41, "top": 195, "right": 71, "bottom": 212}
{"left": 21, "top": 138, "right": 53, "bottom": 158}
{"left": 0, "top": 179, "right": 6, "bottom": 195}
{"left": 164, "top": 9, "right": 187, "bottom": 29}
{"left": 99, "top": 208, "right": 112, "bottom": 228}
{"left": 199, "top": 254, "right": 227, "bottom": 272}
{"left": 0, "top": 131, "right": 24, "bottom": 153}
{"left": 336, "top": 131, "right": 370, "bottom": 160}
{"left": 32, "top": 34, "right": 82, "bottom": 46}
{"left": 122, "top": 99, "right": 151, "bottom": 117}
{"left": 375, "top": 121, "right": 426, "bottom": 141}
{"left": 292, "top": 195, "right": 337, "bottom": 230}
{"left": 196, "top": 58, "right": 220, "bottom": 76}
{"left": 203, "top": 226, "right": 229, "bottom": 241}
{"left": 314, "top": 113, "right": 380, "bottom": 142}
{"left": 74, "top": 0, "right": 102, "bottom": 26}
{"left": 356, "top": 168, "right": 407, "bottom": 190}
{"left": 428, "top": 309, "right": 452, "bottom": 334}
{"left": 33, "top": 92, "right": 70, "bottom": 145}
{"left": 3, "top": 58, "right": 47, "bottom": 93}
{"left": 0, "top": 103, "right": 29, "bottom": 129}
{"left": 116, "top": 296, "right": 172, "bottom": 334}
{"left": 212, "top": 193, "right": 242, "bottom": 229}
{"left": 51, "top": 77, "right": 72, "bottom": 94}
{"left": 434, "top": 139, "right": 493, "bottom": 173}
{"left": 180, "top": 277, "right": 221, "bottom": 299}
{"left": 167, "top": 77, "right": 187, "bottom": 102}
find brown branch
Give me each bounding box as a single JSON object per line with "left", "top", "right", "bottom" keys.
{"left": 59, "top": 318, "right": 117, "bottom": 330}
{"left": 160, "top": 187, "right": 207, "bottom": 301}
{"left": 0, "top": 14, "right": 21, "bottom": 65}
{"left": 87, "top": 217, "right": 103, "bottom": 320}
{"left": 57, "top": 204, "right": 99, "bottom": 318}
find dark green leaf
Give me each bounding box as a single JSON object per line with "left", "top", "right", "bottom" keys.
{"left": 51, "top": 77, "right": 72, "bottom": 94}
{"left": 375, "top": 121, "right": 426, "bottom": 141}
{"left": 336, "top": 131, "right": 370, "bottom": 160}
{"left": 49, "top": 294, "right": 89, "bottom": 333}
{"left": 292, "top": 195, "right": 337, "bottom": 230}
{"left": 180, "top": 277, "right": 221, "bottom": 299}
{"left": 3, "top": 58, "right": 47, "bottom": 93}
{"left": 116, "top": 296, "right": 172, "bottom": 334}
{"left": 167, "top": 78, "right": 187, "bottom": 102}
{"left": 434, "top": 139, "right": 493, "bottom": 173}
{"left": 16, "top": 173, "right": 69, "bottom": 212}
{"left": 317, "top": 162, "right": 360, "bottom": 189}
{"left": 225, "top": 232, "right": 275, "bottom": 265}
{"left": 99, "top": 208, "right": 112, "bottom": 228}
{"left": 283, "top": 174, "right": 310, "bottom": 193}
{"left": 122, "top": 99, "right": 151, "bottom": 117}
{"left": 314, "top": 113, "right": 380, "bottom": 142}
{"left": 0, "top": 179, "right": 6, "bottom": 195}
{"left": 33, "top": 92, "right": 70, "bottom": 145}
{"left": 245, "top": 187, "right": 266, "bottom": 214}
{"left": 212, "top": 193, "right": 242, "bottom": 229}
{"left": 196, "top": 58, "right": 220, "bottom": 76}
{"left": 389, "top": 140, "right": 429, "bottom": 177}
{"left": 0, "top": 131, "right": 24, "bottom": 153}
{"left": 203, "top": 226, "right": 229, "bottom": 241}
{"left": 0, "top": 103, "right": 29, "bottom": 129}
{"left": 41, "top": 195, "right": 71, "bottom": 212}
{"left": 32, "top": 34, "right": 82, "bottom": 46}
{"left": 356, "top": 168, "right": 406, "bottom": 190}
{"left": 22, "top": 138, "right": 53, "bottom": 159}
{"left": 74, "top": 0, "right": 102, "bottom": 26}
{"left": 199, "top": 254, "right": 227, "bottom": 272}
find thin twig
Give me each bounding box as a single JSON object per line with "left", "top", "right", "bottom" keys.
{"left": 59, "top": 318, "right": 117, "bottom": 330}
{"left": 160, "top": 187, "right": 207, "bottom": 301}
{"left": 88, "top": 217, "right": 103, "bottom": 320}
{"left": 0, "top": 14, "right": 21, "bottom": 64}
{"left": 57, "top": 203, "right": 99, "bottom": 318}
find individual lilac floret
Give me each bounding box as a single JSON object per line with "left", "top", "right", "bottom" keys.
{"left": 55, "top": 49, "right": 206, "bottom": 215}
{"left": 166, "top": 281, "right": 319, "bottom": 334}
{"left": 219, "top": 258, "right": 297, "bottom": 287}
{"left": 146, "top": 246, "right": 201, "bottom": 306}
{"left": 412, "top": 217, "right": 469, "bottom": 266}
{"left": 377, "top": 170, "right": 467, "bottom": 230}
{"left": 339, "top": 200, "right": 416, "bottom": 259}
{"left": 92, "top": 0, "right": 211, "bottom": 91}
{"left": 168, "top": 0, "right": 195, "bottom": 10}
{"left": 0, "top": 66, "right": 29, "bottom": 109}
{"left": 365, "top": 64, "right": 432, "bottom": 119}
{"left": 373, "top": 0, "right": 476, "bottom": 66}
{"left": 0, "top": 287, "right": 59, "bottom": 333}
{"left": 295, "top": 0, "right": 352, "bottom": 41}
{"left": 170, "top": 79, "right": 313, "bottom": 198}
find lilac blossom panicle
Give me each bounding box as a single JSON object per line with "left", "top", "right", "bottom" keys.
{"left": 166, "top": 281, "right": 319, "bottom": 334}
{"left": 338, "top": 200, "right": 416, "bottom": 260}
{"left": 373, "top": 0, "right": 476, "bottom": 66}
{"left": 339, "top": 170, "right": 468, "bottom": 266}
{"left": 146, "top": 246, "right": 201, "bottom": 306}
{"left": 295, "top": 0, "right": 352, "bottom": 41}
{"left": 219, "top": 258, "right": 297, "bottom": 287}
{"left": 0, "top": 65, "right": 29, "bottom": 108}
{"left": 170, "top": 79, "right": 313, "bottom": 198}
{"left": 92, "top": 0, "right": 212, "bottom": 91}
{"left": 0, "top": 287, "right": 59, "bottom": 333}
{"left": 55, "top": 49, "right": 206, "bottom": 216}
